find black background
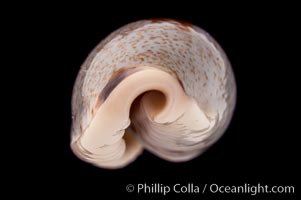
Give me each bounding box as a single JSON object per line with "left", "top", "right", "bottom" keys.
{"left": 10, "top": 2, "right": 299, "bottom": 199}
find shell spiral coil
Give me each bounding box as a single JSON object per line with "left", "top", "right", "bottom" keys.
{"left": 71, "top": 19, "right": 236, "bottom": 169}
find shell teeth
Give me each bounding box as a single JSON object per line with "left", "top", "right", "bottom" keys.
{"left": 130, "top": 96, "right": 218, "bottom": 161}
{"left": 71, "top": 19, "right": 236, "bottom": 169}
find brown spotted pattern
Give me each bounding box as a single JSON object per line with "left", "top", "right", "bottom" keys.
{"left": 71, "top": 20, "right": 236, "bottom": 148}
